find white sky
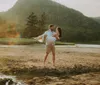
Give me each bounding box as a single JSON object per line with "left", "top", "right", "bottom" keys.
{"left": 53, "top": 0, "right": 100, "bottom": 17}
{"left": 0, "top": 0, "right": 100, "bottom": 17}
{"left": 0, "top": 0, "right": 17, "bottom": 12}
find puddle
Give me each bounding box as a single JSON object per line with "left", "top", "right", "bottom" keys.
{"left": 0, "top": 73, "right": 27, "bottom": 85}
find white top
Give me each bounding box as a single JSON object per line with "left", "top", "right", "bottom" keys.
{"left": 38, "top": 29, "right": 56, "bottom": 45}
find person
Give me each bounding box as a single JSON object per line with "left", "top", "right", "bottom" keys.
{"left": 46, "top": 27, "right": 62, "bottom": 45}
{"left": 35, "top": 24, "right": 62, "bottom": 66}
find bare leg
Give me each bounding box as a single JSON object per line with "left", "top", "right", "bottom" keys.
{"left": 44, "top": 53, "right": 49, "bottom": 66}
{"left": 52, "top": 45, "right": 55, "bottom": 66}
{"left": 44, "top": 44, "right": 52, "bottom": 66}
{"left": 52, "top": 53, "right": 55, "bottom": 66}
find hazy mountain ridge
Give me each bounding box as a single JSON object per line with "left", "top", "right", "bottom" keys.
{"left": 93, "top": 17, "right": 100, "bottom": 24}
{"left": 0, "top": 0, "right": 100, "bottom": 42}
{"left": 4, "top": 0, "right": 84, "bottom": 25}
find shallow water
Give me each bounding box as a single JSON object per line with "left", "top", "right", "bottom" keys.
{"left": 56, "top": 44, "right": 100, "bottom": 48}
{"left": 0, "top": 44, "right": 100, "bottom": 48}
{"left": 76, "top": 44, "right": 100, "bottom": 48}
{"left": 0, "top": 73, "right": 27, "bottom": 85}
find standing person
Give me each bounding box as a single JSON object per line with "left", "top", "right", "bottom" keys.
{"left": 35, "top": 24, "right": 61, "bottom": 66}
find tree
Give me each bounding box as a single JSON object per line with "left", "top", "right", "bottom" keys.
{"left": 23, "top": 12, "right": 47, "bottom": 38}
{"left": 23, "top": 12, "right": 38, "bottom": 38}
{"left": 38, "top": 12, "right": 47, "bottom": 34}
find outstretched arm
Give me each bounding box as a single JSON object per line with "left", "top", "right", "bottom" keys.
{"left": 34, "top": 31, "right": 47, "bottom": 40}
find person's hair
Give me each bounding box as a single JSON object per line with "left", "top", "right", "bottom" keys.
{"left": 58, "top": 27, "right": 62, "bottom": 37}
{"left": 49, "top": 24, "right": 54, "bottom": 28}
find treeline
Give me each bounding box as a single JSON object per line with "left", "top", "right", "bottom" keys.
{"left": 0, "top": 12, "right": 47, "bottom": 38}
{"left": 62, "top": 27, "right": 100, "bottom": 43}
{"left": 1, "top": 10, "right": 100, "bottom": 43}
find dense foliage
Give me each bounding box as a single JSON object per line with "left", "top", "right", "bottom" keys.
{"left": 22, "top": 12, "right": 46, "bottom": 38}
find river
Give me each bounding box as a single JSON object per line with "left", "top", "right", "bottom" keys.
{"left": 0, "top": 44, "right": 100, "bottom": 48}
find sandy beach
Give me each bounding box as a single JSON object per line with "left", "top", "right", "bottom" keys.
{"left": 0, "top": 44, "right": 100, "bottom": 85}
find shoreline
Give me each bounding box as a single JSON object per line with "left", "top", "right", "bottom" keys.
{"left": 0, "top": 45, "right": 100, "bottom": 85}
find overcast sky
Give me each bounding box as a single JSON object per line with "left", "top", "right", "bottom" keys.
{"left": 0, "top": 0, "right": 17, "bottom": 12}
{"left": 0, "top": 0, "right": 100, "bottom": 17}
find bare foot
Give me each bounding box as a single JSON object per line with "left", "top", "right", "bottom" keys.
{"left": 53, "top": 63, "right": 56, "bottom": 68}
{"left": 52, "top": 65, "right": 56, "bottom": 69}
{"left": 43, "top": 62, "right": 46, "bottom": 68}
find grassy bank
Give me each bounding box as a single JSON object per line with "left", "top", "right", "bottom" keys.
{"left": 55, "top": 41, "right": 75, "bottom": 45}
{"left": 0, "top": 38, "right": 75, "bottom": 45}
{"left": 0, "top": 38, "right": 39, "bottom": 45}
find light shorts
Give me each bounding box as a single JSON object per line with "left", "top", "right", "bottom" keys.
{"left": 46, "top": 44, "right": 55, "bottom": 54}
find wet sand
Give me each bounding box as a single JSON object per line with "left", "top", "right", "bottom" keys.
{"left": 0, "top": 45, "right": 100, "bottom": 85}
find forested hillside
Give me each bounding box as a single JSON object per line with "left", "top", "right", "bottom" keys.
{"left": 0, "top": 0, "right": 100, "bottom": 42}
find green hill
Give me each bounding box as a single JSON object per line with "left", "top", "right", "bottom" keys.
{"left": 1, "top": 0, "right": 100, "bottom": 42}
